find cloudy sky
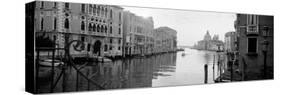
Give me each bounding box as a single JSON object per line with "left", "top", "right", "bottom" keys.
{"left": 122, "top": 6, "right": 236, "bottom": 46}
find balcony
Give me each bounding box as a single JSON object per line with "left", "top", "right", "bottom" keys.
{"left": 246, "top": 25, "right": 259, "bottom": 36}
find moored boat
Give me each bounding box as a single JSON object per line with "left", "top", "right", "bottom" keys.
{"left": 39, "top": 59, "right": 64, "bottom": 67}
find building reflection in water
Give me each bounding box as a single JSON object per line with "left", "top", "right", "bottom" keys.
{"left": 37, "top": 53, "right": 177, "bottom": 93}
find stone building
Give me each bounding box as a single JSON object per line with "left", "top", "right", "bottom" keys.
{"left": 194, "top": 30, "right": 224, "bottom": 51}
{"left": 235, "top": 14, "right": 273, "bottom": 80}
{"left": 122, "top": 11, "right": 154, "bottom": 56}
{"left": 34, "top": 1, "right": 123, "bottom": 57}
{"left": 153, "top": 27, "right": 177, "bottom": 53}
{"left": 224, "top": 31, "right": 237, "bottom": 52}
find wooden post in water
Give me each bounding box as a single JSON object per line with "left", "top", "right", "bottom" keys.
{"left": 218, "top": 54, "right": 222, "bottom": 82}
{"left": 230, "top": 60, "right": 233, "bottom": 81}
{"left": 213, "top": 54, "right": 215, "bottom": 81}
{"left": 35, "top": 50, "right": 40, "bottom": 93}
{"left": 50, "top": 37, "right": 56, "bottom": 93}
{"left": 204, "top": 64, "right": 208, "bottom": 84}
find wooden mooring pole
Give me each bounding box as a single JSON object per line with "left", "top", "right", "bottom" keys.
{"left": 204, "top": 64, "right": 208, "bottom": 84}
{"left": 35, "top": 50, "right": 40, "bottom": 93}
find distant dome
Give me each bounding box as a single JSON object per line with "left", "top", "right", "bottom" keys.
{"left": 213, "top": 35, "right": 219, "bottom": 40}
{"left": 204, "top": 30, "right": 211, "bottom": 41}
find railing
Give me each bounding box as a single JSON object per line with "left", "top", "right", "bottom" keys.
{"left": 35, "top": 34, "right": 105, "bottom": 93}
{"left": 246, "top": 25, "right": 259, "bottom": 35}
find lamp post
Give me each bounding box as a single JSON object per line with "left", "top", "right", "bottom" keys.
{"left": 262, "top": 40, "right": 269, "bottom": 79}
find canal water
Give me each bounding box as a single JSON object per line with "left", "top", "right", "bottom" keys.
{"left": 37, "top": 48, "right": 221, "bottom": 93}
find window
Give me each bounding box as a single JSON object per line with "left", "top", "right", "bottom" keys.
{"left": 262, "top": 26, "right": 270, "bottom": 36}
{"left": 109, "top": 46, "right": 112, "bottom": 50}
{"left": 81, "top": 36, "right": 85, "bottom": 42}
{"left": 118, "top": 39, "right": 121, "bottom": 44}
{"left": 40, "top": 18, "right": 44, "bottom": 30}
{"left": 93, "top": 5, "right": 96, "bottom": 14}
{"left": 247, "top": 15, "right": 258, "bottom": 33}
{"left": 247, "top": 15, "right": 257, "bottom": 25}
{"left": 89, "top": 5, "right": 92, "bottom": 14}
{"left": 64, "top": 18, "right": 69, "bottom": 29}
{"left": 110, "top": 10, "right": 113, "bottom": 19}
{"left": 119, "top": 12, "right": 122, "bottom": 22}
{"left": 65, "top": 3, "right": 69, "bottom": 9}
{"left": 81, "top": 4, "right": 85, "bottom": 13}
{"left": 88, "top": 23, "right": 92, "bottom": 31}
{"left": 105, "top": 26, "right": 107, "bottom": 33}
{"left": 104, "top": 45, "right": 108, "bottom": 51}
{"left": 101, "top": 7, "right": 104, "bottom": 16}
{"left": 97, "top": 25, "right": 100, "bottom": 32}
{"left": 110, "top": 39, "right": 113, "bottom": 44}
{"left": 118, "top": 28, "right": 121, "bottom": 34}
{"left": 105, "top": 8, "right": 107, "bottom": 17}
{"left": 41, "top": 2, "right": 44, "bottom": 9}
{"left": 93, "top": 24, "right": 96, "bottom": 32}
{"left": 54, "top": 18, "right": 57, "bottom": 30}
{"left": 81, "top": 21, "right": 85, "bottom": 31}
{"left": 110, "top": 26, "right": 112, "bottom": 34}
{"left": 87, "top": 44, "right": 91, "bottom": 51}
{"left": 118, "top": 46, "right": 121, "bottom": 50}
{"left": 97, "top": 6, "right": 100, "bottom": 16}
{"left": 248, "top": 38, "right": 257, "bottom": 53}
{"left": 53, "top": 2, "right": 57, "bottom": 8}
{"left": 101, "top": 26, "right": 104, "bottom": 33}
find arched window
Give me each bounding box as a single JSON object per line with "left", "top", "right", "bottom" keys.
{"left": 88, "top": 23, "right": 92, "bottom": 31}
{"left": 40, "top": 18, "right": 44, "bottom": 30}
{"left": 64, "top": 18, "right": 69, "bottom": 29}
{"left": 105, "top": 26, "right": 107, "bottom": 33}
{"left": 97, "top": 25, "right": 100, "bottom": 32}
{"left": 101, "top": 26, "right": 104, "bottom": 33}
{"left": 81, "top": 21, "right": 85, "bottom": 31}
{"left": 93, "top": 24, "right": 96, "bottom": 32}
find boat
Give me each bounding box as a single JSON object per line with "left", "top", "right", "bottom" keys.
{"left": 97, "top": 57, "right": 112, "bottom": 62}
{"left": 39, "top": 59, "right": 64, "bottom": 67}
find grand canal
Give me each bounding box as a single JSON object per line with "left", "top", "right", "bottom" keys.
{"left": 37, "top": 48, "right": 222, "bottom": 93}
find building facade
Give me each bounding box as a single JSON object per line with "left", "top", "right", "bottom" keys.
{"left": 122, "top": 11, "right": 155, "bottom": 56}
{"left": 235, "top": 14, "right": 273, "bottom": 80}
{"left": 153, "top": 27, "right": 177, "bottom": 53}
{"left": 224, "top": 31, "right": 237, "bottom": 52}
{"left": 33, "top": 1, "right": 177, "bottom": 58}
{"left": 34, "top": 1, "right": 124, "bottom": 57}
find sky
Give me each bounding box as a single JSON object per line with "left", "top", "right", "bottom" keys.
{"left": 122, "top": 6, "right": 237, "bottom": 46}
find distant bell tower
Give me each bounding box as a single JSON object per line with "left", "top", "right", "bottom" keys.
{"left": 204, "top": 30, "right": 212, "bottom": 41}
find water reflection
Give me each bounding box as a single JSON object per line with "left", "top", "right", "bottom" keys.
{"left": 38, "top": 48, "right": 220, "bottom": 93}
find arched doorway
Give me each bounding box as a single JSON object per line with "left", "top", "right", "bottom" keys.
{"left": 93, "top": 40, "right": 102, "bottom": 56}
